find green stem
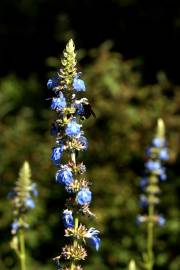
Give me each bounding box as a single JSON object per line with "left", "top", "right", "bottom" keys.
{"left": 147, "top": 204, "right": 154, "bottom": 270}
{"left": 19, "top": 228, "right": 26, "bottom": 270}
{"left": 70, "top": 151, "right": 78, "bottom": 270}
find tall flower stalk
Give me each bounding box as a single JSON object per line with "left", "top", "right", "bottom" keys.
{"left": 137, "top": 119, "right": 169, "bottom": 270}
{"left": 47, "top": 39, "right": 100, "bottom": 270}
{"left": 9, "top": 161, "right": 38, "bottom": 270}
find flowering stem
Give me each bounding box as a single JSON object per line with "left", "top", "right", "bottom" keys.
{"left": 19, "top": 227, "right": 26, "bottom": 270}
{"left": 147, "top": 204, "right": 154, "bottom": 270}
{"left": 74, "top": 217, "right": 79, "bottom": 246}
{"left": 49, "top": 40, "right": 100, "bottom": 269}
{"left": 70, "top": 151, "right": 79, "bottom": 270}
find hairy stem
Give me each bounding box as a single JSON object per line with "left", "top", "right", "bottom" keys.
{"left": 19, "top": 228, "right": 26, "bottom": 270}
{"left": 147, "top": 204, "right": 154, "bottom": 270}
{"left": 70, "top": 151, "right": 79, "bottom": 270}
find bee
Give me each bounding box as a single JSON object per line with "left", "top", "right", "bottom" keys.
{"left": 75, "top": 98, "right": 96, "bottom": 120}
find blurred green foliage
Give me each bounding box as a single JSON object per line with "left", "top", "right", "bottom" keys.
{"left": 0, "top": 41, "right": 179, "bottom": 270}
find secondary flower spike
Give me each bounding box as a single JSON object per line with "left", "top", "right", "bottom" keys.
{"left": 138, "top": 119, "right": 169, "bottom": 270}
{"left": 47, "top": 39, "right": 100, "bottom": 270}
{"left": 9, "top": 161, "right": 38, "bottom": 270}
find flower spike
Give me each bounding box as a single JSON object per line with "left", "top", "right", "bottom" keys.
{"left": 9, "top": 161, "right": 37, "bottom": 270}
{"left": 48, "top": 39, "right": 100, "bottom": 270}
{"left": 138, "top": 119, "right": 169, "bottom": 270}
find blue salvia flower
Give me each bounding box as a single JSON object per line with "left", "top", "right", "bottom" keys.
{"left": 139, "top": 194, "right": 148, "bottom": 208}
{"left": 75, "top": 103, "right": 85, "bottom": 115}
{"left": 85, "top": 228, "right": 101, "bottom": 251}
{"left": 152, "top": 137, "right": 165, "bottom": 148}
{"left": 11, "top": 220, "right": 20, "bottom": 235}
{"left": 48, "top": 39, "right": 100, "bottom": 270}
{"left": 31, "top": 183, "right": 39, "bottom": 197}
{"left": 159, "top": 148, "right": 169, "bottom": 161}
{"left": 51, "top": 146, "right": 64, "bottom": 166}
{"left": 62, "top": 209, "right": 74, "bottom": 228}
{"left": 157, "top": 214, "right": 166, "bottom": 226}
{"left": 73, "top": 74, "right": 86, "bottom": 92}
{"left": 78, "top": 136, "right": 88, "bottom": 150}
{"left": 25, "top": 197, "right": 35, "bottom": 209}
{"left": 76, "top": 188, "right": 92, "bottom": 205}
{"left": 47, "top": 76, "right": 60, "bottom": 89}
{"left": 65, "top": 118, "right": 82, "bottom": 137}
{"left": 55, "top": 165, "right": 73, "bottom": 186}
{"left": 51, "top": 92, "right": 67, "bottom": 111}
{"left": 139, "top": 177, "right": 148, "bottom": 189}
{"left": 145, "top": 160, "right": 161, "bottom": 171}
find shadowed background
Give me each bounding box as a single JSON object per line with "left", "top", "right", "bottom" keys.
{"left": 0, "top": 0, "right": 180, "bottom": 269}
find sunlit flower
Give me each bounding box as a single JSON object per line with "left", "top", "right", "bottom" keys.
{"left": 51, "top": 92, "right": 66, "bottom": 111}
{"left": 11, "top": 220, "right": 20, "bottom": 235}
{"left": 76, "top": 188, "right": 92, "bottom": 205}
{"left": 78, "top": 136, "right": 88, "bottom": 150}
{"left": 63, "top": 210, "right": 74, "bottom": 228}
{"left": 73, "top": 75, "right": 86, "bottom": 92}
{"left": 145, "top": 160, "right": 161, "bottom": 171}
{"left": 65, "top": 118, "right": 82, "bottom": 137}
{"left": 51, "top": 146, "right": 64, "bottom": 166}
{"left": 56, "top": 165, "right": 73, "bottom": 186}
{"left": 159, "top": 148, "right": 169, "bottom": 161}
{"left": 25, "top": 197, "right": 35, "bottom": 209}
{"left": 47, "top": 76, "right": 60, "bottom": 89}
{"left": 85, "top": 228, "right": 100, "bottom": 251}
{"left": 152, "top": 137, "right": 165, "bottom": 148}
{"left": 157, "top": 214, "right": 166, "bottom": 226}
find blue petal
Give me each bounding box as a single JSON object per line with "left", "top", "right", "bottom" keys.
{"left": 73, "top": 77, "right": 86, "bottom": 92}
{"left": 89, "top": 235, "right": 101, "bottom": 251}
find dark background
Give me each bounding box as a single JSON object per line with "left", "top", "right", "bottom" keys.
{"left": 1, "top": 0, "right": 180, "bottom": 82}
{"left": 0, "top": 1, "right": 180, "bottom": 270}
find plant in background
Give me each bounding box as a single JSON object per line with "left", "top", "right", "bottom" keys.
{"left": 47, "top": 39, "right": 100, "bottom": 270}
{"left": 128, "top": 260, "right": 137, "bottom": 270}
{"left": 137, "top": 119, "right": 169, "bottom": 270}
{"left": 9, "top": 161, "right": 38, "bottom": 270}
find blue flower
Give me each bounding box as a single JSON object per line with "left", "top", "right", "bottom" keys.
{"left": 73, "top": 75, "right": 86, "bottom": 92}
{"left": 136, "top": 215, "right": 146, "bottom": 226}
{"left": 65, "top": 118, "right": 81, "bottom": 137}
{"left": 25, "top": 197, "right": 35, "bottom": 209}
{"left": 139, "top": 194, "right": 148, "bottom": 208}
{"left": 75, "top": 103, "right": 85, "bottom": 115}
{"left": 145, "top": 160, "right": 161, "bottom": 171}
{"left": 139, "top": 177, "right": 148, "bottom": 189}
{"left": 7, "top": 190, "right": 16, "bottom": 199}
{"left": 31, "top": 183, "right": 38, "bottom": 196}
{"left": 157, "top": 215, "right": 166, "bottom": 226}
{"left": 55, "top": 165, "right": 73, "bottom": 186}
{"left": 76, "top": 188, "right": 92, "bottom": 205}
{"left": 85, "top": 228, "right": 100, "bottom": 251}
{"left": 146, "top": 147, "right": 152, "bottom": 157}
{"left": 11, "top": 220, "right": 20, "bottom": 234}
{"left": 62, "top": 209, "right": 74, "bottom": 228}
{"left": 78, "top": 136, "right": 88, "bottom": 150}
{"left": 50, "top": 123, "right": 59, "bottom": 136}
{"left": 159, "top": 167, "right": 167, "bottom": 181}
{"left": 159, "top": 148, "right": 169, "bottom": 161}
{"left": 51, "top": 92, "right": 66, "bottom": 111}
{"left": 152, "top": 137, "right": 165, "bottom": 148}
{"left": 47, "top": 76, "right": 60, "bottom": 89}
{"left": 51, "top": 146, "right": 64, "bottom": 166}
